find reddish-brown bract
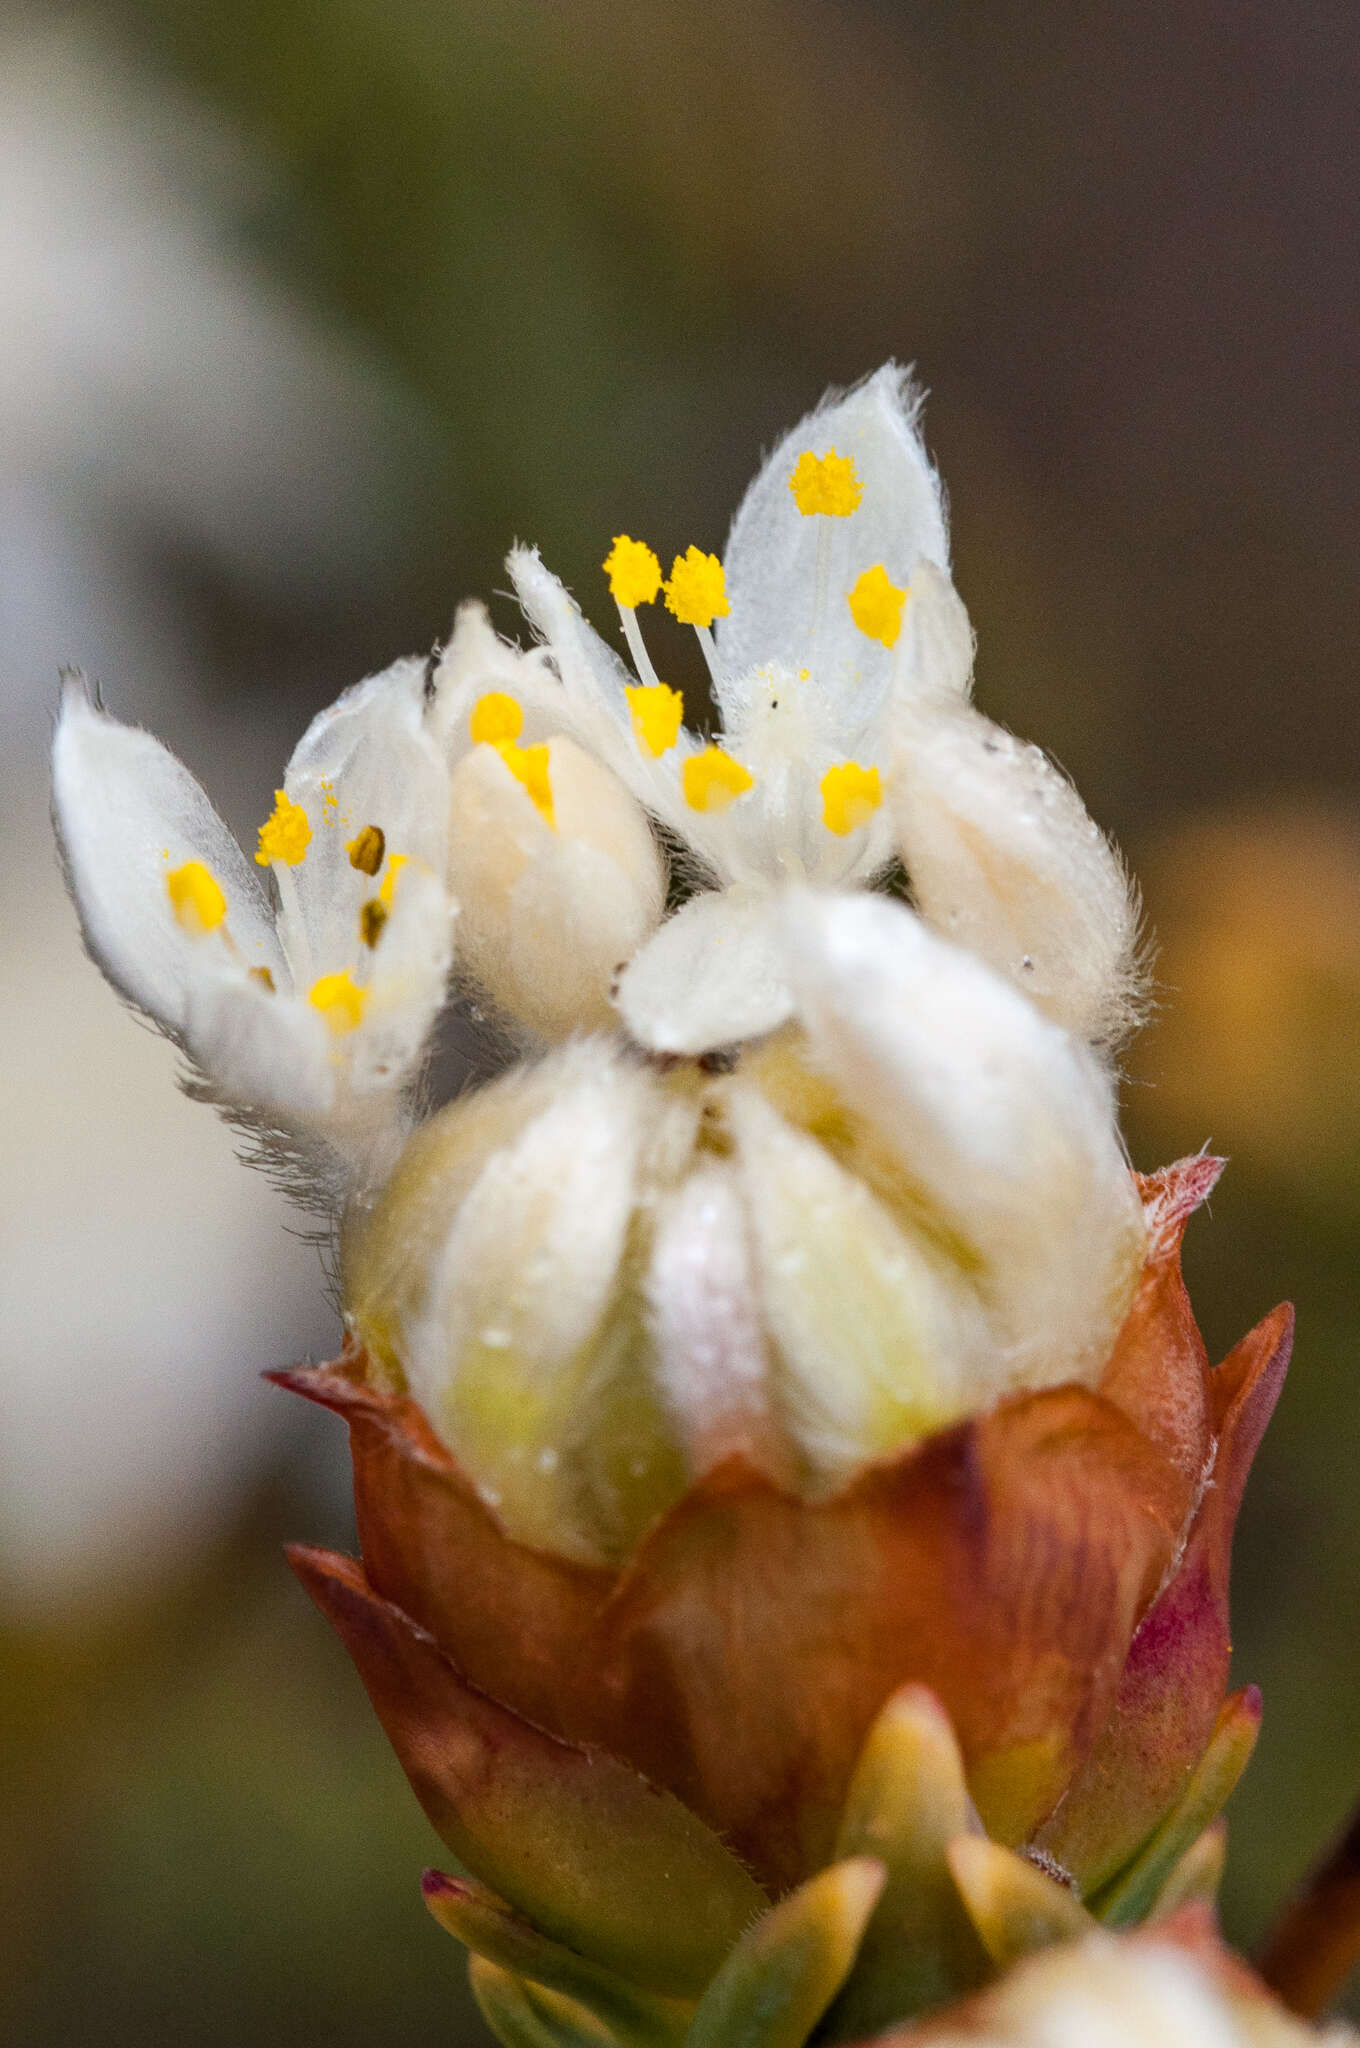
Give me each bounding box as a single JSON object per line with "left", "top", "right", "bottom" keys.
{"left": 283, "top": 1158, "right": 1288, "bottom": 1898}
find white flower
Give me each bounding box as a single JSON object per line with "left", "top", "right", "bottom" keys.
{"left": 52, "top": 658, "right": 456, "bottom": 1198}
{"left": 428, "top": 363, "right": 1142, "bottom": 1056}
{"left": 915, "top": 1933, "right": 1356, "bottom": 2048}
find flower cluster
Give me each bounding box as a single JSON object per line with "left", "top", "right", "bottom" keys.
{"left": 55, "top": 366, "right": 1150, "bottom": 1531}
{"left": 54, "top": 366, "right": 1329, "bottom": 2046}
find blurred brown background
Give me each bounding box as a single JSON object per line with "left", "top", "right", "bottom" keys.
{"left": 3, "top": 1, "right": 1357, "bottom": 2039}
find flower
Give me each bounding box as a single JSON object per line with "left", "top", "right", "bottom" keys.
{"left": 52, "top": 658, "right": 455, "bottom": 1198}
{"left": 426, "top": 364, "right": 1144, "bottom": 1057}
{"left": 53, "top": 362, "right": 1298, "bottom": 2045}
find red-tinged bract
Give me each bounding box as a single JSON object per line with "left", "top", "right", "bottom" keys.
{"left": 283, "top": 1156, "right": 1287, "bottom": 1909}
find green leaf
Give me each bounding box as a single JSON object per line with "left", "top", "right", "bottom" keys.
{"left": 1088, "top": 1689, "right": 1260, "bottom": 1928}
{"left": 824, "top": 1686, "right": 991, "bottom": 2037}
{"left": 424, "top": 1871, "right": 688, "bottom": 2046}
{"left": 684, "top": 1858, "right": 885, "bottom": 2048}
{"left": 1147, "top": 1820, "right": 1228, "bottom": 1920}
{"left": 470, "top": 1958, "right": 620, "bottom": 2048}
{"left": 946, "top": 1837, "right": 1093, "bottom": 1967}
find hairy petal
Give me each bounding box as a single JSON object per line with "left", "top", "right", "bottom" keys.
{"left": 892, "top": 702, "right": 1144, "bottom": 1048}
{"left": 615, "top": 887, "right": 795, "bottom": 1055}
{"left": 785, "top": 890, "right": 1145, "bottom": 1394}
{"left": 276, "top": 655, "right": 451, "bottom": 977}
{"left": 448, "top": 736, "right": 664, "bottom": 1039}
{"left": 716, "top": 366, "right": 954, "bottom": 740}
{"left": 52, "top": 677, "right": 280, "bottom": 1031}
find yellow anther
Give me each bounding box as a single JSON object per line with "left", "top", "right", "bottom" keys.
{"left": 346, "top": 823, "right": 386, "bottom": 875}
{"left": 469, "top": 692, "right": 524, "bottom": 746}
{"left": 682, "top": 746, "right": 754, "bottom": 814}
{"left": 378, "top": 852, "right": 409, "bottom": 907}
{"left": 248, "top": 964, "right": 275, "bottom": 991}
{"left": 847, "top": 564, "right": 908, "bottom": 649}
{"left": 166, "top": 860, "right": 227, "bottom": 935}
{"left": 310, "top": 971, "right": 367, "bottom": 1034}
{"left": 788, "top": 446, "right": 863, "bottom": 517}
{"left": 624, "top": 682, "right": 684, "bottom": 757}
{"left": 489, "top": 743, "right": 552, "bottom": 825}
{"left": 821, "top": 761, "right": 883, "bottom": 835}
{"left": 255, "top": 789, "right": 312, "bottom": 867}
{"left": 603, "top": 535, "right": 662, "bottom": 609}
{"left": 360, "top": 899, "right": 388, "bottom": 948}
{"left": 664, "top": 546, "right": 729, "bottom": 629}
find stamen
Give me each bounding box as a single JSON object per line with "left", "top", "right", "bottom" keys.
{"left": 682, "top": 746, "right": 754, "bottom": 814}
{"left": 470, "top": 693, "right": 523, "bottom": 746}
{"left": 664, "top": 547, "right": 729, "bottom": 630}
{"left": 359, "top": 899, "right": 388, "bottom": 948}
{"left": 847, "top": 564, "right": 908, "bottom": 649}
{"left": 166, "top": 860, "right": 227, "bottom": 935}
{"left": 346, "top": 823, "right": 386, "bottom": 875}
{"left": 618, "top": 604, "right": 662, "bottom": 689}
{"left": 310, "top": 971, "right": 367, "bottom": 1035}
{"left": 602, "top": 535, "right": 662, "bottom": 609}
{"left": 624, "top": 682, "right": 684, "bottom": 757}
{"left": 378, "top": 852, "right": 409, "bottom": 907}
{"left": 695, "top": 625, "right": 723, "bottom": 690}
{"left": 821, "top": 762, "right": 883, "bottom": 835}
{"left": 788, "top": 447, "right": 863, "bottom": 517}
{"left": 255, "top": 790, "right": 311, "bottom": 868}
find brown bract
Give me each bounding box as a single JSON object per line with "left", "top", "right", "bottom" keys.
{"left": 280, "top": 1158, "right": 1288, "bottom": 1900}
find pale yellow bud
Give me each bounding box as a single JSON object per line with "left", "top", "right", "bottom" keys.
{"left": 447, "top": 734, "right": 664, "bottom": 1039}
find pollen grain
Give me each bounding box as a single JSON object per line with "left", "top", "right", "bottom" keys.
{"left": 603, "top": 535, "right": 662, "bottom": 609}
{"left": 625, "top": 682, "right": 684, "bottom": 756}
{"left": 821, "top": 762, "right": 883, "bottom": 835}
{"left": 788, "top": 446, "right": 863, "bottom": 516}
{"left": 664, "top": 547, "right": 729, "bottom": 629}
{"left": 166, "top": 860, "right": 227, "bottom": 934}
{"left": 682, "top": 746, "right": 753, "bottom": 814}
{"left": 847, "top": 564, "right": 908, "bottom": 649}
{"left": 255, "top": 790, "right": 312, "bottom": 867}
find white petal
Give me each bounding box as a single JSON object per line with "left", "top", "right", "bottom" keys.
{"left": 425, "top": 600, "right": 546, "bottom": 756}
{"left": 715, "top": 365, "right": 953, "bottom": 746}
{"left": 506, "top": 546, "right": 709, "bottom": 849}
{"left": 448, "top": 735, "right": 664, "bottom": 1038}
{"left": 614, "top": 887, "right": 795, "bottom": 1055}
{"left": 51, "top": 679, "right": 280, "bottom": 1032}
{"left": 891, "top": 702, "right": 1144, "bottom": 1046}
{"left": 645, "top": 1161, "right": 779, "bottom": 1472}
{"left": 184, "top": 969, "right": 334, "bottom": 1114}
{"left": 275, "top": 654, "right": 451, "bottom": 978}
{"left": 507, "top": 544, "right": 636, "bottom": 738}
{"left": 350, "top": 859, "right": 455, "bottom": 1092}
{"left": 726, "top": 1082, "right": 990, "bottom": 1486}
{"left": 785, "top": 890, "right": 1146, "bottom": 1391}
{"left": 894, "top": 557, "right": 975, "bottom": 703}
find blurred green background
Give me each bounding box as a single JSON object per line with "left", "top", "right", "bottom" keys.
{"left": 3, "top": 1, "right": 1358, "bottom": 2039}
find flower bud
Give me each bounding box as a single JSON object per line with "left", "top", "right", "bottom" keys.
{"left": 890, "top": 701, "right": 1144, "bottom": 1048}
{"left": 447, "top": 730, "right": 664, "bottom": 1040}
